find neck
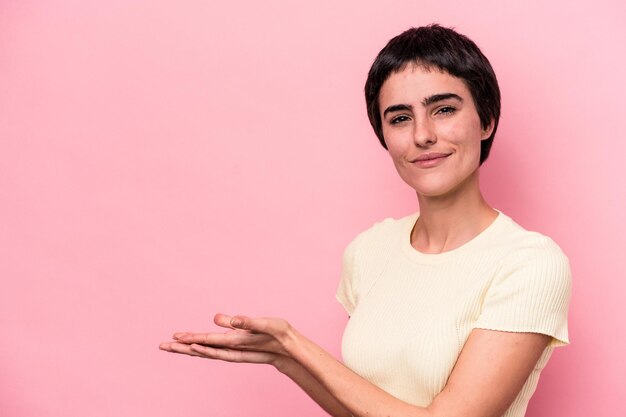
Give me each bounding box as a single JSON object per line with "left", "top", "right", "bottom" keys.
{"left": 412, "top": 170, "right": 497, "bottom": 254}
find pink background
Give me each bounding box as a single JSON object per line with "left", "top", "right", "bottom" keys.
{"left": 1, "top": 1, "right": 624, "bottom": 416}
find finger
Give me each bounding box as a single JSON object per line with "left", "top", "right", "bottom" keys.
{"left": 175, "top": 330, "right": 271, "bottom": 350}
{"left": 176, "top": 332, "right": 228, "bottom": 345}
{"left": 159, "top": 342, "right": 205, "bottom": 358}
{"left": 213, "top": 313, "right": 259, "bottom": 331}
{"left": 213, "top": 313, "right": 270, "bottom": 333}
{"left": 189, "top": 344, "right": 276, "bottom": 364}
{"left": 230, "top": 315, "right": 278, "bottom": 334}
{"left": 229, "top": 315, "right": 259, "bottom": 331}
{"left": 213, "top": 313, "right": 236, "bottom": 329}
{"left": 172, "top": 332, "right": 192, "bottom": 340}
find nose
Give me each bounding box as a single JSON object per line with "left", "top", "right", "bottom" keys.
{"left": 413, "top": 118, "right": 437, "bottom": 147}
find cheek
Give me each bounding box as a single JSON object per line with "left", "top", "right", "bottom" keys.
{"left": 386, "top": 143, "right": 408, "bottom": 169}
{"left": 456, "top": 138, "right": 482, "bottom": 164}
{"left": 383, "top": 133, "right": 405, "bottom": 160}
{"left": 447, "top": 121, "right": 483, "bottom": 153}
{"left": 459, "top": 143, "right": 483, "bottom": 173}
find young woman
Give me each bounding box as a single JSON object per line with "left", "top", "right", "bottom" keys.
{"left": 160, "top": 25, "right": 571, "bottom": 417}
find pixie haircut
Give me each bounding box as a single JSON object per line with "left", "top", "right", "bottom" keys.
{"left": 365, "top": 24, "right": 501, "bottom": 164}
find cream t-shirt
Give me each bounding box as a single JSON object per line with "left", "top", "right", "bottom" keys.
{"left": 336, "top": 212, "right": 571, "bottom": 417}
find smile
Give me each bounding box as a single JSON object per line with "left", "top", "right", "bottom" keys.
{"left": 410, "top": 152, "right": 452, "bottom": 168}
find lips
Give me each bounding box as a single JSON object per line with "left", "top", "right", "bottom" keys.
{"left": 411, "top": 152, "right": 452, "bottom": 162}
{"left": 410, "top": 152, "right": 452, "bottom": 167}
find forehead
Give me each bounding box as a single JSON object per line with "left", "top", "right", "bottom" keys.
{"left": 378, "top": 65, "right": 471, "bottom": 106}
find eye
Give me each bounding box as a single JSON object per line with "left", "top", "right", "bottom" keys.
{"left": 435, "top": 106, "right": 456, "bottom": 116}
{"left": 390, "top": 115, "right": 411, "bottom": 124}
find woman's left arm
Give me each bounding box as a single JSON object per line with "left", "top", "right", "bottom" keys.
{"left": 161, "top": 313, "right": 549, "bottom": 417}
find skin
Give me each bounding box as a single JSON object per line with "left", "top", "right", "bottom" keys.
{"left": 160, "top": 65, "right": 551, "bottom": 417}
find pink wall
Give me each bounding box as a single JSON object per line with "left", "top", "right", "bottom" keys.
{"left": 1, "top": 1, "right": 624, "bottom": 416}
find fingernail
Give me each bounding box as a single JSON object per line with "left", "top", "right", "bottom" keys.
{"left": 231, "top": 318, "right": 242, "bottom": 327}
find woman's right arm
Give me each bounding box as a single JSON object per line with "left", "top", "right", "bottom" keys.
{"left": 165, "top": 313, "right": 549, "bottom": 417}
{"left": 273, "top": 356, "right": 352, "bottom": 417}
{"left": 160, "top": 318, "right": 352, "bottom": 417}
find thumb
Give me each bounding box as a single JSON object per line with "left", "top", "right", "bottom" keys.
{"left": 230, "top": 315, "right": 255, "bottom": 330}
{"left": 213, "top": 313, "right": 258, "bottom": 331}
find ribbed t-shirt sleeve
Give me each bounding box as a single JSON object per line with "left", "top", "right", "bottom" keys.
{"left": 474, "top": 237, "right": 572, "bottom": 347}
{"left": 336, "top": 239, "right": 358, "bottom": 315}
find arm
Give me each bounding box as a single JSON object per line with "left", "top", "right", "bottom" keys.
{"left": 274, "top": 356, "right": 353, "bottom": 417}
{"left": 161, "top": 314, "right": 549, "bottom": 417}
{"left": 281, "top": 322, "right": 549, "bottom": 417}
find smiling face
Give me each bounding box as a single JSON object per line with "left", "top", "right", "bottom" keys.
{"left": 379, "top": 64, "right": 494, "bottom": 199}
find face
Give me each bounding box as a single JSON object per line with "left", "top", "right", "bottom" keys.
{"left": 379, "top": 65, "right": 493, "bottom": 198}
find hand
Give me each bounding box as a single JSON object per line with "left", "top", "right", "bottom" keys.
{"left": 159, "top": 313, "right": 294, "bottom": 367}
{"left": 161, "top": 314, "right": 354, "bottom": 417}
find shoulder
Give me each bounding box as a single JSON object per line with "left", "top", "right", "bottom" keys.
{"left": 476, "top": 213, "right": 572, "bottom": 346}
{"left": 493, "top": 213, "right": 570, "bottom": 269}
{"left": 347, "top": 213, "right": 416, "bottom": 249}
{"left": 338, "top": 214, "right": 416, "bottom": 314}
{"left": 342, "top": 213, "right": 415, "bottom": 277}
{"left": 486, "top": 213, "right": 572, "bottom": 308}
{"left": 343, "top": 213, "right": 415, "bottom": 263}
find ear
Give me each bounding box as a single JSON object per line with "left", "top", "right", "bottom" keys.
{"left": 481, "top": 119, "right": 495, "bottom": 141}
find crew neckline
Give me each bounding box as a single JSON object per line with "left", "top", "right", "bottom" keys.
{"left": 400, "top": 210, "right": 507, "bottom": 264}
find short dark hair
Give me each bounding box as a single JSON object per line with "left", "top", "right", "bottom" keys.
{"left": 364, "top": 24, "right": 501, "bottom": 164}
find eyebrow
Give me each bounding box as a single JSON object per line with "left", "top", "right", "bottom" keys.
{"left": 422, "top": 93, "right": 463, "bottom": 106}
{"left": 383, "top": 104, "right": 412, "bottom": 117}
{"left": 382, "top": 93, "right": 464, "bottom": 118}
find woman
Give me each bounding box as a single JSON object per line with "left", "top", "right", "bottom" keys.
{"left": 160, "top": 25, "right": 571, "bottom": 417}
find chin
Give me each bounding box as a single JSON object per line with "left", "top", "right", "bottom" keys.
{"left": 405, "top": 182, "right": 452, "bottom": 198}
{"left": 415, "top": 188, "right": 456, "bottom": 198}
{"left": 400, "top": 167, "right": 480, "bottom": 199}
{"left": 403, "top": 176, "right": 470, "bottom": 199}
